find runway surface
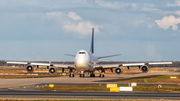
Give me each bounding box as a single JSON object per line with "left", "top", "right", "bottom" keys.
{"left": 0, "top": 71, "right": 179, "bottom": 100}
{"left": 0, "top": 71, "right": 179, "bottom": 88}
{"left": 0, "top": 91, "right": 180, "bottom": 100}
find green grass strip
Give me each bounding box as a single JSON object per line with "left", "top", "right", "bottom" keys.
{"left": 36, "top": 85, "right": 180, "bottom": 92}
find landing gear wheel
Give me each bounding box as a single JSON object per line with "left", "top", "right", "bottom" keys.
{"left": 90, "top": 72, "right": 95, "bottom": 77}
{"left": 90, "top": 74, "right": 92, "bottom": 77}
{"left": 79, "top": 74, "right": 85, "bottom": 78}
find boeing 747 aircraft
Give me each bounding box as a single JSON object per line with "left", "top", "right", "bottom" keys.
{"left": 7, "top": 28, "right": 172, "bottom": 77}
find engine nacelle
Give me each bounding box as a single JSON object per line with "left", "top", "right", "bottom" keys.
{"left": 141, "top": 65, "right": 149, "bottom": 73}
{"left": 26, "top": 65, "right": 34, "bottom": 73}
{"left": 49, "top": 66, "right": 57, "bottom": 74}
{"left": 115, "top": 67, "right": 123, "bottom": 74}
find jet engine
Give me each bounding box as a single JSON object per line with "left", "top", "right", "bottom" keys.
{"left": 115, "top": 67, "right": 123, "bottom": 74}
{"left": 26, "top": 65, "right": 34, "bottom": 73}
{"left": 141, "top": 65, "right": 149, "bottom": 73}
{"left": 49, "top": 66, "right": 57, "bottom": 74}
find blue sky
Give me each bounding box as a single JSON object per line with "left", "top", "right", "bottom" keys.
{"left": 0, "top": 0, "right": 180, "bottom": 61}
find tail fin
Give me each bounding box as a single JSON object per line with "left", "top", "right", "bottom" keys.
{"left": 90, "top": 28, "right": 94, "bottom": 54}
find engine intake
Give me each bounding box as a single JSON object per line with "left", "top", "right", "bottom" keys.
{"left": 115, "top": 67, "right": 123, "bottom": 74}
{"left": 141, "top": 65, "right": 149, "bottom": 73}
{"left": 26, "top": 65, "right": 34, "bottom": 73}
{"left": 49, "top": 66, "right": 57, "bottom": 74}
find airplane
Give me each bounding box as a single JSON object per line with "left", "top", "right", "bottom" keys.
{"left": 6, "top": 28, "right": 172, "bottom": 77}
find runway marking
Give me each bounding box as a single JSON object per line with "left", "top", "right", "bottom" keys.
{"left": 8, "top": 87, "right": 26, "bottom": 91}
{"left": 8, "top": 86, "right": 35, "bottom": 91}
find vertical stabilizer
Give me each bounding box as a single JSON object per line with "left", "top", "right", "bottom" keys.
{"left": 90, "top": 28, "right": 94, "bottom": 54}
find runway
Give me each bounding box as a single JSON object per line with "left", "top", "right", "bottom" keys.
{"left": 0, "top": 71, "right": 179, "bottom": 88}
{"left": 0, "top": 91, "right": 180, "bottom": 100}
{"left": 0, "top": 71, "right": 180, "bottom": 100}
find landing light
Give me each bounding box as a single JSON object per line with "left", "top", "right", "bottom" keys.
{"left": 78, "top": 60, "right": 83, "bottom": 64}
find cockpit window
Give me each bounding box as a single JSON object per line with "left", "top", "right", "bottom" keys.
{"left": 79, "top": 52, "right": 86, "bottom": 54}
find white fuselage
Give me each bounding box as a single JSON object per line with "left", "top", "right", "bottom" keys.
{"left": 74, "top": 50, "right": 98, "bottom": 72}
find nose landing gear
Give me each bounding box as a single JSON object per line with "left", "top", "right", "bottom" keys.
{"left": 79, "top": 71, "right": 85, "bottom": 78}
{"left": 79, "top": 74, "right": 85, "bottom": 77}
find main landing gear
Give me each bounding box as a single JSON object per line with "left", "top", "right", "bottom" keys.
{"left": 90, "top": 72, "right": 95, "bottom": 77}
{"left": 99, "top": 69, "right": 105, "bottom": 78}
{"left": 69, "top": 73, "right": 74, "bottom": 77}
{"left": 99, "top": 73, "right": 104, "bottom": 77}
{"left": 69, "top": 69, "right": 75, "bottom": 77}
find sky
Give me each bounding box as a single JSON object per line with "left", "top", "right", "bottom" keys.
{"left": 0, "top": 0, "right": 180, "bottom": 62}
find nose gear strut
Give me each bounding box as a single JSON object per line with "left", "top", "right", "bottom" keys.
{"left": 79, "top": 71, "right": 85, "bottom": 78}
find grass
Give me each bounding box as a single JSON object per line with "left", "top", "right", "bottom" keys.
{"left": 37, "top": 85, "right": 110, "bottom": 92}
{"left": 0, "top": 99, "right": 173, "bottom": 101}
{"left": 117, "top": 75, "right": 180, "bottom": 83}
{"left": 0, "top": 68, "right": 64, "bottom": 79}
{"left": 36, "top": 85, "right": 180, "bottom": 92}
{"left": 0, "top": 70, "right": 25, "bottom": 73}
{"left": 0, "top": 74, "right": 62, "bottom": 79}
{"left": 0, "top": 66, "right": 179, "bottom": 79}
{"left": 133, "top": 85, "right": 180, "bottom": 92}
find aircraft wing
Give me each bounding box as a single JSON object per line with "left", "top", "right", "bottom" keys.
{"left": 95, "top": 64, "right": 120, "bottom": 69}
{"left": 121, "top": 62, "right": 172, "bottom": 66}
{"left": 95, "top": 62, "right": 172, "bottom": 69}
{"left": 97, "top": 54, "right": 121, "bottom": 59}
{"left": 65, "top": 54, "right": 76, "bottom": 57}
{"left": 6, "top": 61, "right": 74, "bottom": 68}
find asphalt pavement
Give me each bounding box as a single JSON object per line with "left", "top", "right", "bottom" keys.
{"left": 0, "top": 71, "right": 180, "bottom": 100}
{"left": 0, "top": 91, "right": 180, "bottom": 100}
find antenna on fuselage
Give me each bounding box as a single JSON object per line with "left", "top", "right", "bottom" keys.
{"left": 90, "top": 28, "right": 94, "bottom": 54}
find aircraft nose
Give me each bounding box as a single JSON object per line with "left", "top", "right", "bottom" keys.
{"left": 75, "top": 56, "right": 90, "bottom": 68}
{"left": 76, "top": 60, "right": 87, "bottom": 68}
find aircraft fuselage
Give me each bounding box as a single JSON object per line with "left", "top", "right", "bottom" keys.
{"left": 74, "top": 50, "right": 97, "bottom": 72}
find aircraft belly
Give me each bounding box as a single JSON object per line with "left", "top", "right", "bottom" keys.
{"left": 75, "top": 65, "right": 93, "bottom": 71}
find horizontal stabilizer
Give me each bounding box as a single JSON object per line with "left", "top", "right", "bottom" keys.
{"left": 98, "top": 54, "right": 121, "bottom": 59}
